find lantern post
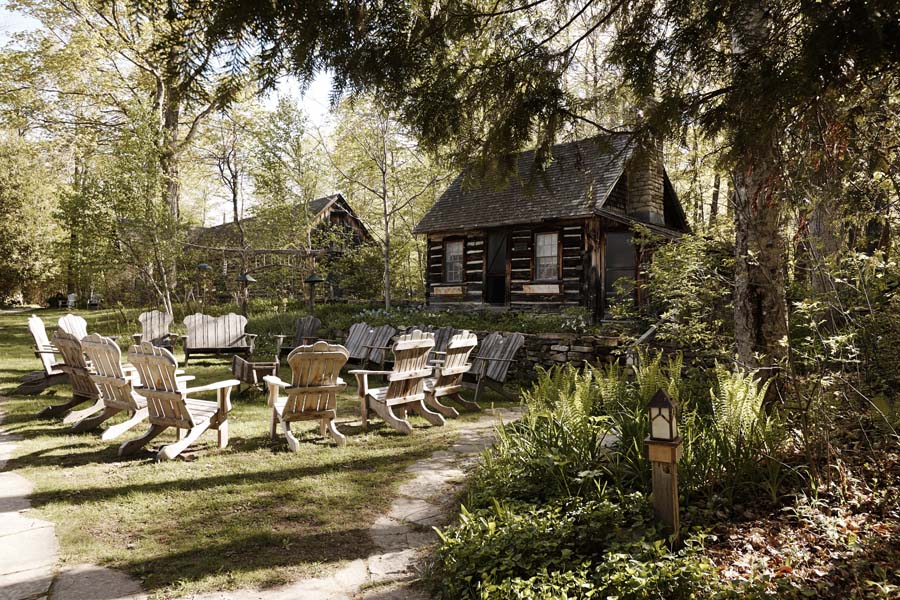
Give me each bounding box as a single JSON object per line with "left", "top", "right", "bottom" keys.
{"left": 236, "top": 272, "right": 256, "bottom": 317}
{"left": 304, "top": 274, "right": 325, "bottom": 315}
{"left": 645, "top": 389, "right": 683, "bottom": 540}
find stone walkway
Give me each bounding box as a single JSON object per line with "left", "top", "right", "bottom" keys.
{"left": 0, "top": 400, "right": 520, "bottom": 600}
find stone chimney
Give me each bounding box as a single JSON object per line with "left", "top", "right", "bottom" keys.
{"left": 626, "top": 140, "right": 665, "bottom": 226}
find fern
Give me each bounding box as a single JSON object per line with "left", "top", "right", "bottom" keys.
{"left": 710, "top": 363, "right": 770, "bottom": 439}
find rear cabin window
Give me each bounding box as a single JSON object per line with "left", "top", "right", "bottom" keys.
{"left": 534, "top": 232, "right": 559, "bottom": 280}
{"left": 605, "top": 232, "right": 636, "bottom": 310}
{"left": 444, "top": 240, "right": 464, "bottom": 283}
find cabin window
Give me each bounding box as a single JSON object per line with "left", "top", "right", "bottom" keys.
{"left": 534, "top": 232, "right": 559, "bottom": 281}
{"left": 444, "top": 239, "right": 464, "bottom": 283}
{"left": 604, "top": 232, "right": 636, "bottom": 311}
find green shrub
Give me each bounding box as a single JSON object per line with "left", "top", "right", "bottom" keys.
{"left": 431, "top": 494, "right": 747, "bottom": 600}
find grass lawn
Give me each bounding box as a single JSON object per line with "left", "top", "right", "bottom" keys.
{"left": 0, "top": 308, "right": 514, "bottom": 598}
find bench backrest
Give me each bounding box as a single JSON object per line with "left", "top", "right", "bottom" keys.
{"left": 28, "top": 315, "right": 57, "bottom": 375}
{"left": 344, "top": 322, "right": 373, "bottom": 361}
{"left": 291, "top": 315, "right": 322, "bottom": 346}
{"left": 282, "top": 341, "right": 349, "bottom": 417}
{"left": 183, "top": 313, "right": 249, "bottom": 350}
{"left": 367, "top": 325, "right": 398, "bottom": 365}
{"left": 469, "top": 332, "right": 525, "bottom": 383}
{"left": 82, "top": 334, "right": 141, "bottom": 412}
{"left": 58, "top": 313, "right": 88, "bottom": 340}
{"left": 127, "top": 342, "right": 195, "bottom": 429}
{"left": 385, "top": 330, "right": 434, "bottom": 404}
{"left": 137, "top": 310, "right": 174, "bottom": 345}
{"left": 52, "top": 329, "right": 99, "bottom": 399}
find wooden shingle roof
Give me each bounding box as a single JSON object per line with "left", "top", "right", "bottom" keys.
{"left": 415, "top": 135, "right": 649, "bottom": 233}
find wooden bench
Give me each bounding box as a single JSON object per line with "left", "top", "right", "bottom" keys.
{"left": 424, "top": 330, "right": 479, "bottom": 417}
{"left": 351, "top": 330, "right": 444, "bottom": 435}
{"left": 463, "top": 332, "right": 525, "bottom": 403}
{"left": 274, "top": 315, "right": 323, "bottom": 357}
{"left": 181, "top": 313, "right": 257, "bottom": 365}
{"left": 14, "top": 315, "right": 68, "bottom": 396}
{"left": 264, "top": 341, "right": 349, "bottom": 450}
{"left": 133, "top": 310, "right": 176, "bottom": 350}
{"left": 121, "top": 342, "right": 238, "bottom": 460}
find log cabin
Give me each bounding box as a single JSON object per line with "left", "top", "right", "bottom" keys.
{"left": 413, "top": 135, "right": 689, "bottom": 320}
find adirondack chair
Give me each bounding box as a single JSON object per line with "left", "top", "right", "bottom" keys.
{"left": 14, "top": 315, "right": 68, "bottom": 395}
{"left": 58, "top": 313, "right": 88, "bottom": 340}
{"left": 73, "top": 335, "right": 152, "bottom": 438}
{"left": 463, "top": 332, "right": 525, "bottom": 403}
{"left": 431, "top": 326, "right": 460, "bottom": 354}
{"left": 350, "top": 330, "right": 444, "bottom": 435}
{"left": 231, "top": 355, "right": 278, "bottom": 393}
{"left": 121, "top": 342, "right": 238, "bottom": 460}
{"left": 133, "top": 310, "right": 176, "bottom": 349}
{"left": 46, "top": 330, "right": 104, "bottom": 422}
{"left": 363, "top": 324, "right": 399, "bottom": 368}
{"left": 274, "top": 315, "right": 323, "bottom": 357}
{"left": 264, "top": 341, "right": 349, "bottom": 450}
{"left": 343, "top": 322, "right": 375, "bottom": 363}
{"left": 181, "top": 313, "right": 257, "bottom": 365}
{"left": 424, "top": 330, "right": 480, "bottom": 417}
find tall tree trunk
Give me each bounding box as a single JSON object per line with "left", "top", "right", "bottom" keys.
{"left": 161, "top": 94, "right": 181, "bottom": 219}
{"left": 709, "top": 173, "right": 720, "bottom": 228}
{"left": 729, "top": 1, "right": 790, "bottom": 398}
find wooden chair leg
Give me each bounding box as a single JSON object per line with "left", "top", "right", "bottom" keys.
{"left": 474, "top": 376, "right": 487, "bottom": 405}
{"left": 370, "top": 401, "right": 413, "bottom": 435}
{"left": 101, "top": 408, "right": 149, "bottom": 441}
{"left": 70, "top": 406, "right": 120, "bottom": 433}
{"left": 119, "top": 424, "right": 167, "bottom": 456}
{"left": 360, "top": 396, "right": 369, "bottom": 431}
{"left": 452, "top": 393, "right": 482, "bottom": 412}
{"left": 325, "top": 418, "right": 347, "bottom": 446}
{"left": 270, "top": 407, "right": 278, "bottom": 440}
{"left": 159, "top": 421, "right": 212, "bottom": 461}
{"left": 63, "top": 398, "right": 105, "bottom": 424}
{"left": 217, "top": 417, "right": 229, "bottom": 449}
{"left": 283, "top": 421, "right": 300, "bottom": 453}
{"left": 409, "top": 399, "right": 445, "bottom": 427}
{"left": 424, "top": 393, "right": 460, "bottom": 419}
{"left": 38, "top": 395, "right": 90, "bottom": 419}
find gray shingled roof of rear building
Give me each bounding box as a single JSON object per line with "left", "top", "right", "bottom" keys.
{"left": 414, "top": 135, "right": 635, "bottom": 233}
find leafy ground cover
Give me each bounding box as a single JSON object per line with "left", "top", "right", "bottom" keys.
{"left": 428, "top": 358, "right": 900, "bottom": 599}
{"left": 0, "top": 308, "right": 513, "bottom": 598}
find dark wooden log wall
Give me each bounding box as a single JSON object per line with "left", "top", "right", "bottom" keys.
{"left": 508, "top": 224, "right": 584, "bottom": 309}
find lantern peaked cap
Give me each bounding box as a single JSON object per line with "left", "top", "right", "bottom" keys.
{"left": 646, "top": 389, "right": 677, "bottom": 410}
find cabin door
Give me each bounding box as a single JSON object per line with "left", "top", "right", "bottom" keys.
{"left": 484, "top": 231, "right": 508, "bottom": 305}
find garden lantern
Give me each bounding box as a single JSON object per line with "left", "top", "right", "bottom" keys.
{"left": 645, "top": 388, "right": 683, "bottom": 541}
{"left": 647, "top": 389, "right": 679, "bottom": 442}
{"left": 304, "top": 273, "right": 325, "bottom": 315}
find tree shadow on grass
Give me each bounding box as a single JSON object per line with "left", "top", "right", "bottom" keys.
{"left": 116, "top": 527, "right": 378, "bottom": 594}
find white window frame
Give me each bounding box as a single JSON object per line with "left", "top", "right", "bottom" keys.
{"left": 534, "top": 232, "right": 559, "bottom": 281}
{"left": 444, "top": 239, "right": 464, "bottom": 283}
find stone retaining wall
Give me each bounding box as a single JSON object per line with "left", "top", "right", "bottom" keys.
{"left": 477, "top": 331, "right": 622, "bottom": 381}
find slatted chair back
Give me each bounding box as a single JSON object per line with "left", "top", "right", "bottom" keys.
{"left": 433, "top": 330, "right": 478, "bottom": 388}
{"left": 367, "top": 324, "right": 398, "bottom": 366}
{"left": 470, "top": 332, "right": 525, "bottom": 383}
{"left": 344, "top": 322, "right": 374, "bottom": 361}
{"left": 282, "top": 342, "right": 349, "bottom": 418}
{"left": 52, "top": 329, "right": 99, "bottom": 400}
{"left": 28, "top": 315, "right": 57, "bottom": 375}
{"left": 127, "top": 342, "right": 195, "bottom": 429}
{"left": 384, "top": 330, "right": 434, "bottom": 404}
{"left": 183, "top": 313, "right": 249, "bottom": 349}
{"left": 58, "top": 313, "right": 88, "bottom": 340}
{"left": 137, "top": 310, "right": 174, "bottom": 345}
{"left": 81, "top": 334, "right": 141, "bottom": 412}
{"left": 432, "top": 326, "right": 460, "bottom": 354}
{"left": 292, "top": 316, "right": 322, "bottom": 346}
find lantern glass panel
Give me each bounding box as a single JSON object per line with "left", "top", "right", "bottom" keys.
{"left": 651, "top": 407, "right": 671, "bottom": 440}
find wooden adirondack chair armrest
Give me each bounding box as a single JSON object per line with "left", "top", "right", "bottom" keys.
{"left": 431, "top": 351, "right": 447, "bottom": 355}
{"left": 35, "top": 348, "right": 59, "bottom": 355}
{"left": 185, "top": 379, "right": 241, "bottom": 394}
{"left": 474, "top": 355, "right": 517, "bottom": 363}
{"left": 273, "top": 335, "right": 288, "bottom": 341}
{"left": 349, "top": 370, "right": 392, "bottom": 397}
{"left": 262, "top": 375, "right": 290, "bottom": 388}
{"left": 243, "top": 333, "right": 258, "bottom": 340}
{"left": 132, "top": 333, "right": 142, "bottom": 344}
